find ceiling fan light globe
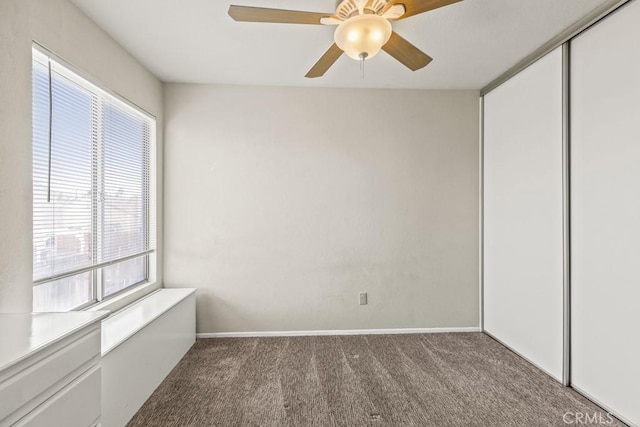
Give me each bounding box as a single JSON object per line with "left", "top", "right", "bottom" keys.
{"left": 347, "top": 30, "right": 360, "bottom": 42}
{"left": 334, "top": 14, "right": 392, "bottom": 61}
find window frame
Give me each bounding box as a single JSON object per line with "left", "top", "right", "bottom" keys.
{"left": 32, "top": 44, "right": 157, "bottom": 311}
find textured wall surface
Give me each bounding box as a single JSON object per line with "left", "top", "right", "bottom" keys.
{"left": 0, "top": 0, "right": 33, "bottom": 311}
{"left": 0, "top": 0, "right": 163, "bottom": 311}
{"left": 164, "top": 84, "right": 480, "bottom": 333}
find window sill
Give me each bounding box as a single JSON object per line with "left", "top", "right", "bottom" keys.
{"left": 86, "top": 281, "right": 161, "bottom": 315}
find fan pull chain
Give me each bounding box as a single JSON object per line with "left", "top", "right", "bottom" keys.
{"left": 359, "top": 52, "right": 368, "bottom": 79}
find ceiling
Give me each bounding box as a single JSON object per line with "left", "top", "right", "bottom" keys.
{"left": 71, "top": 0, "right": 606, "bottom": 89}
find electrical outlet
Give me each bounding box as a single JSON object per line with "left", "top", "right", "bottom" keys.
{"left": 359, "top": 292, "right": 368, "bottom": 305}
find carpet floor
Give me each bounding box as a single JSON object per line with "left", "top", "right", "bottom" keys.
{"left": 128, "top": 333, "right": 622, "bottom": 426}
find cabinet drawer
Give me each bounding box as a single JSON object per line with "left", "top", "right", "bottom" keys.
{"left": 15, "top": 365, "right": 101, "bottom": 427}
{"left": 0, "top": 329, "right": 100, "bottom": 422}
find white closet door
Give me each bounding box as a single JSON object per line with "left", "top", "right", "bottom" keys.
{"left": 571, "top": 1, "right": 640, "bottom": 425}
{"left": 484, "top": 47, "right": 564, "bottom": 381}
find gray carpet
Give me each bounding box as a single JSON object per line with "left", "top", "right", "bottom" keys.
{"left": 128, "top": 333, "right": 622, "bottom": 426}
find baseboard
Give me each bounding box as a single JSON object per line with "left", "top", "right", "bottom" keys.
{"left": 197, "top": 326, "right": 480, "bottom": 338}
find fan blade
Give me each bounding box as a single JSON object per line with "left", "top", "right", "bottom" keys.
{"left": 383, "top": 0, "right": 462, "bottom": 20}
{"left": 228, "top": 5, "right": 332, "bottom": 25}
{"left": 305, "top": 44, "right": 343, "bottom": 78}
{"left": 382, "top": 32, "right": 433, "bottom": 71}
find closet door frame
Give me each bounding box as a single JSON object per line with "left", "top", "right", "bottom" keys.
{"left": 479, "top": 0, "right": 634, "bottom": 420}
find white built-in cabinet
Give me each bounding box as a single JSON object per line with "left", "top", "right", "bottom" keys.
{"left": 483, "top": 1, "right": 640, "bottom": 425}
{"left": 0, "top": 312, "right": 108, "bottom": 427}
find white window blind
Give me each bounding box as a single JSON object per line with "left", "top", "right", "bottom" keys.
{"left": 32, "top": 47, "right": 155, "bottom": 311}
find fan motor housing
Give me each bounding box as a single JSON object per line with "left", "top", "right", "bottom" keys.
{"left": 336, "top": 0, "right": 388, "bottom": 20}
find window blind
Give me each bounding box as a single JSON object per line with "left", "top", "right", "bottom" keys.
{"left": 32, "top": 49, "right": 155, "bottom": 292}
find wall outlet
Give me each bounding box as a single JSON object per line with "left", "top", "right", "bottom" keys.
{"left": 359, "top": 292, "right": 368, "bottom": 305}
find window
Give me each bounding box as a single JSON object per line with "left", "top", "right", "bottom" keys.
{"left": 32, "top": 47, "right": 155, "bottom": 312}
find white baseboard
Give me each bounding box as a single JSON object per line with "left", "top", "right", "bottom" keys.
{"left": 197, "top": 326, "right": 480, "bottom": 339}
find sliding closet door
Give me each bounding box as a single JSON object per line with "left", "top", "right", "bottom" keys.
{"left": 484, "top": 47, "right": 564, "bottom": 381}
{"left": 571, "top": 1, "right": 640, "bottom": 425}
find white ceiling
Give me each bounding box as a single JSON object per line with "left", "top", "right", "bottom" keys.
{"left": 71, "top": 0, "right": 606, "bottom": 89}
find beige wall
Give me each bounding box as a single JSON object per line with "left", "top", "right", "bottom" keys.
{"left": 0, "top": 0, "right": 32, "bottom": 311}
{"left": 0, "top": 0, "right": 163, "bottom": 312}
{"left": 164, "top": 84, "right": 480, "bottom": 333}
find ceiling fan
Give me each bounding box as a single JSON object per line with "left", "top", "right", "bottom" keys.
{"left": 228, "top": 0, "right": 463, "bottom": 78}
